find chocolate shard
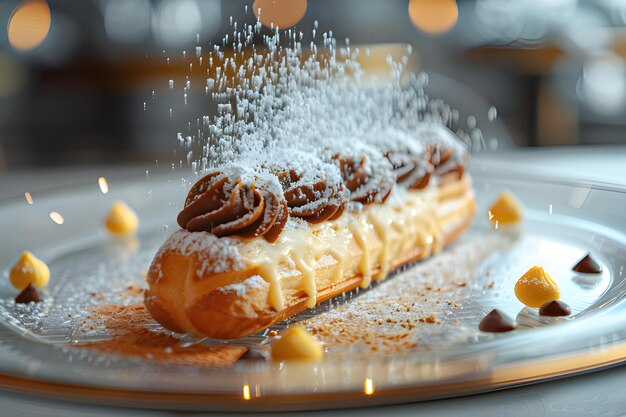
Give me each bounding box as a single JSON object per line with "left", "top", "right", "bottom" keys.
{"left": 572, "top": 254, "right": 602, "bottom": 274}
{"left": 15, "top": 284, "right": 42, "bottom": 304}
{"left": 539, "top": 300, "right": 571, "bottom": 317}
{"left": 479, "top": 309, "right": 516, "bottom": 333}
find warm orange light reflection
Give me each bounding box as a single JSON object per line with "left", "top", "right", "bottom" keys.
{"left": 49, "top": 211, "right": 64, "bottom": 225}
{"left": 24, "top": 192, "right": 33, "bottom": 205}
{"left": 98, "top": 177, "right": 109, "bottom": 194}
{"left": 7, "top": 1, "right": 51, "bottom": 51}
{"left": 364, "top": 378, "right": 374, "bottom": 395}
{"left": 408, "top": 0, "right": 458, "bottom": 35}
{"left": 253, "top": 0, "right": 307, "bottom": 29}
{"left": 242, "top": 384, "right": 251, "bottom": 400}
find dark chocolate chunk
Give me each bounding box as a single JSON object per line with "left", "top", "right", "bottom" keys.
{"left": 572, "top": 254, "right": 602, "bottom": 274}
{"left": 539, "top": 300, "right": 571, "bottom": 317}
{"left": 479, "top": 309, "right": 516, "bottom": 333}
{"left": 239, "top": 347, "right": 269, "bottom": 361}
{"left": 15, "top": 284, "right": 42, "bottom": 304}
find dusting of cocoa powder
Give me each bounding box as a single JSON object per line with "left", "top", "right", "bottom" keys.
{"left": 76, "top": 304, "right": 245, "bottom": 367}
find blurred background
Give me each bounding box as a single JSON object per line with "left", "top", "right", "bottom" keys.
{"left": 1, "top": 0, "right": 626, "bottom": 175}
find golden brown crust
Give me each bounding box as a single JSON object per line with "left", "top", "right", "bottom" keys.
{"left": 145, "top": 177, "right": 475, "bottom": 340}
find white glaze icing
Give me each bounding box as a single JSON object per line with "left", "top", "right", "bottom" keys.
{"left": 236, "top": 180, "right": 467, "bottom": 310}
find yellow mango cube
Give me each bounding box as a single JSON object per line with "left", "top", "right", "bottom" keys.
{"left": 271, "top": 326, "right": 324, "bottom": 362}
{"left": 10, "top": 251, "right": 50, "bottom": 290}
{"left": 515, "top": 266, "right": 560, "bottom": 308}
{"left": 105, "top": 201, "right": 138, "bottom": 235}
{"left": 488, "top": 192, "right": 522, "bottom": 226}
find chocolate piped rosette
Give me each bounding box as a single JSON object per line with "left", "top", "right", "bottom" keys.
{"left": 145, "top": 124, "right": 476, "bottom": 340}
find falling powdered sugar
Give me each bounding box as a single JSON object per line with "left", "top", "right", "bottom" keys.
{"left": 164, "top": 12, "right": 476, "bottom": 189}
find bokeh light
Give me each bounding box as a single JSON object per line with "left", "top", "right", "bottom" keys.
{"left": 242, "top": 384, "right": 251, "bottom": 400}
{"left": 408, "top": 0, "right": 458, "bottom": 35}
{"left": 7, "top": 0, "right": 51, "bottom": 51}
{"left": 0, "top": 52, "right": 26, "bottom": 96}
{"left": 253, "top": 0, "right": 307, "bottom": 29}
{"left": 49, "top": 211, "right": 64, "bottom": 225}
{"left": 364, "top": 378, "right": 375, "bottom": 395}
{"left": 152, "top": 0, "right": 202, "bottom": 48}
{"left": 98, "top": 177, "right": 109, "bottom": 194}
{"left": 578, "top": 52, "right": 626, "bottom": 115}
{"left": 103, "top": 0, "right": 151, "bottom": 44}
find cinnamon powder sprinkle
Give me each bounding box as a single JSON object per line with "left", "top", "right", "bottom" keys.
{"left": 418, "top": 315, "right": 440, "bottom": 324}
{"left": 116, "top": 285, "right": 145, "bottom": 298}
{"left": 75, "top": 304, "right": 245, "bottom": 367}
{"left": 295, "top": 235, "right": 513, "bottom": 359}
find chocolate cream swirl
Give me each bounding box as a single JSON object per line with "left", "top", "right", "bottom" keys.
{"left": 384, "top": 150, "right": 432, "bottom": 190}
{"left": 364, "top": 128, "right": 433, "bottom": 190}
{"left": 177, "top": 169, "right": 288, "bottom": 243}
{"left": 366, "top": 126, "right": 466, "bottom": 189}
{"left": 331, "top": 145, "right": 395, "bottom": 205}
{"left": 278, "top": 167, "right": 347, "bottom": 223}
{"left": 427, "top": 143, "right": 465, "bottom": 181}
{"left": 414, "top": 124, "right": 466, "bottom": 184}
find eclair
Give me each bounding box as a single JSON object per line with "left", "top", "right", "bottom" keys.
{"left": 145, "top": 125, "right": 476, "bottom": 340}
